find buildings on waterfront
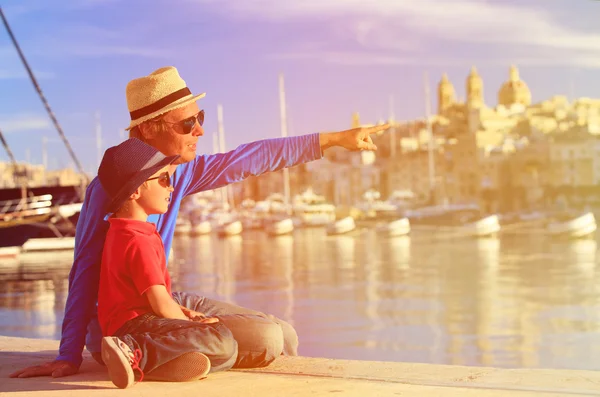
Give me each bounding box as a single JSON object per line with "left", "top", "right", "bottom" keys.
{"left": 0, "top": 161, "right": 85, "bottom": 189}
{"left": 241, "top": 65, "right": 600, "bottom": 213}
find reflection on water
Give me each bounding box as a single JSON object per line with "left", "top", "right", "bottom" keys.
{"left": 1, "top": 230, "right": 599, "bottom": 370}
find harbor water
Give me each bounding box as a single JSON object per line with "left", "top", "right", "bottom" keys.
{"left": 1, "top": 228, "right": 599, "bottom": 370}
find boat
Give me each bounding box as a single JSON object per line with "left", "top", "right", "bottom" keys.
{"left": 174, "top": 217, "right": 192, "bottom": 236}
{"left": 326, "top": 216, "right": 356, "bottom": 235}
{"left": 406, "top": 205, "right": 501, "bottom": 238}
{"left": 265, "top": 217, "right": 294, "bottom": 236}
{"left": 293, "top": 188, "right": 336, "bottom": 227}
{"left": 216, "top": 220, "right": 243, "bottom": 237}
{"left": 0, "top": 246, "right": 20, "bottom": 260}
{"left": 461, "top": 214, "right": 501, "bottom": 238}
{"left": 376, "top": 217, "right": 411, "bottom": 237}
{"left": 262, "top": 73, "right": 295, "bottom": 237}
{"left": 356, "top": 189, "right": 399, "bottom": 222}
{"left": 547, "top": 212, "right": 597, "bottom": 239}
{"left": 190, "top": 219, "right": 212, "bottom": 236}
{"left": 0, "top": 187, "right": 83, "bottom": 249}
{"left": 22, "top": 237, "right": 76, "bottom": 252}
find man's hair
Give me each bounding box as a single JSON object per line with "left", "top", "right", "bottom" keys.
{"left": 128, "top": 115, "right": 167, "bottom": 141}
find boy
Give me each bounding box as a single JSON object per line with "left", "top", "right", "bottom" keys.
{"left": 97, "top": 138, "right": 238, "bottom": 389}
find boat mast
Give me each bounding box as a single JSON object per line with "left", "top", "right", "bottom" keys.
{"left": 217, "top": 104, "right": 230, "bottom": 208}
{"left": 424, "top": 72, "right": 436, "bottom": 202}
{"left": 278, "top": 73, "right": 291, "bottom": 213}
{"left": 389, "top": 94, "right": 396, "bottom": 159}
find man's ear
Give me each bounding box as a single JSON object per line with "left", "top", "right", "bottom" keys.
{"left": 138, "top": 122, "right": 159, "bottom": 140}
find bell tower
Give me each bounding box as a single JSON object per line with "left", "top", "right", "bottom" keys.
{"left": 466, "top": 66, "right": 484, "bottom": 109}
{"left": 437, "top": 73, "right": 455, "bottom": 114}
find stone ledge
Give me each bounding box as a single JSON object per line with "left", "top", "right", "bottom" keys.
{"left": 1, "top": 336, "right": 599, "bottom": 396}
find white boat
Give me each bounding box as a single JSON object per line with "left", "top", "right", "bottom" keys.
{"left": 357, "top": 189, "right": 399, "bottom": 220}
{"left": 174, "top": 217, "right": 192, "bottom": 236}
{"left": 265, "top": 218, "right": 294, "bottom": 236}
{"left": 547, "top": 212, "right": 597, "bottom": 239}
{"left": 217, "top": 220, "right": 243, "bottom": 237}
{"left": 22, "top": 237, "right": 76, "bottom": 252}
{"left": 190, "top": 219, "right": 212, "bottom": 236}
{"left": 462, "top": 214, "right": 501, "bottom": 238}
{"left": 376, "top": 218, "right": 411, "bottom": 237}
{"left": 326, "top": 216, "right": 356, "bottom": 235}
{"left": 293, "top": 188, "right": 336, "bottom": 227}
{"left": 0, "top": 246, "right": 20, "bottom": 259}
{"left": 262, "top": 74, "right": 296, "bottom": 239}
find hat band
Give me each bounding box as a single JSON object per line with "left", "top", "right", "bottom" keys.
{"left": 129, "top": 87, "right": 192, "bottom": 121}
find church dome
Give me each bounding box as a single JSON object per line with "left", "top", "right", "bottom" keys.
{"left": 498, "top": 65, "right": 531, "bottom": 107}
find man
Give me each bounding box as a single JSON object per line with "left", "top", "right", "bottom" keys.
{"left": 10, "top": 66, "right": 388, "bottom": 378}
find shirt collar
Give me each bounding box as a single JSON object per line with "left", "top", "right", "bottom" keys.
{"left": 107, "top": 217, "right": 156, "bottom": 235}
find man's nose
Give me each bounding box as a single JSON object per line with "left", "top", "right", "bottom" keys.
{"left": 192, "top": 123, "right": 204, "bottom": 137}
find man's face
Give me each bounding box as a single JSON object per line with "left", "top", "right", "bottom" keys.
{"left": 150, "top": 102, "right": 204, "bottom": 164}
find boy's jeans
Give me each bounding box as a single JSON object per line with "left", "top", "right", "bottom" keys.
{"left": 115, "top": 312, "right": 238, "bottom": 374}
{"left": 88, "top": 292, "right": 299, "bottom": 369}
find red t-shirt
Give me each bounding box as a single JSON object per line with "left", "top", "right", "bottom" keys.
{"left": 98, "top": 218, "right": 172, "bottom": 336}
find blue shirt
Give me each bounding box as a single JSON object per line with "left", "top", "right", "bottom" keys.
{"left": 57, "top": 134, "right": 322, "bottom": 367}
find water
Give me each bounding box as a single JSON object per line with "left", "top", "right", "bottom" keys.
{"left": 1, "top": 229, "right": 599, "bottom": 370}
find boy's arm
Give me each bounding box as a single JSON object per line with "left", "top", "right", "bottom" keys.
{"left": 145, "top": 286, "right": 188, "bottom": 320}
{"left": 126, "top": 236, "right": 216, "bottom": 322}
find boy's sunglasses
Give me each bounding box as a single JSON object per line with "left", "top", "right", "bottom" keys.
{"left": 161, "top": 110, "right": 205, "bottom": 135}
{"left": 146, "top": 172, "right": 171, "bottom": 188}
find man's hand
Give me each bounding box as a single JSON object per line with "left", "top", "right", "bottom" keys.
{"left": 319, "top": 123, "right": 391, "bottom": 152}
{"left": 9, "top": 360, "right": 78, "bottom": 378}
{"left": 180, "top": 306, "right": 219, "bottom": 324}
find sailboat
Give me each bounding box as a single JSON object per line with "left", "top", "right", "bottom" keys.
{"left": 265, "top": 73, "right": 294, "bottom": 237}
{"left": 0, "top": 9, "right": 86, "bottom": 253}
{"left": 214, "top": 104, "right": 243, "bottom": 237}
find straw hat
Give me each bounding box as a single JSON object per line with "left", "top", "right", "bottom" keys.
{"left": 125, "top": 66, "right": 205, "bottom": 130}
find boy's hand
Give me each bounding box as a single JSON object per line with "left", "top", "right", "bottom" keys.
{"left": 181, "top": 307, "right": 219, "bottom": 324}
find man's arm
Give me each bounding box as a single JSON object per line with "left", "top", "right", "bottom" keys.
{"left": 181, "top": 133, "right": 322, "bottom": 196}
{"left": 9, "top": 179, "right": 110, "bottom": 378}
{"left": 180, "top": 125, "right": 388, "bottom": 196}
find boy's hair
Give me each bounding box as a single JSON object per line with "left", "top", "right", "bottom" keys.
{"left": 98, "top": 138, "right": 179, "bottom": 214}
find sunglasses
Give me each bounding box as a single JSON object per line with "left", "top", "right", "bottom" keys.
{"left": 146, "top": 172, "right": 171, "bottom": 188}
{"left": 161, "top": 110, "right": 205, "bottom": 135}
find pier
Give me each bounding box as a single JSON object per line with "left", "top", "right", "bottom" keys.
{"left": 2, "top": 336, "right": 599, "bottom": 396}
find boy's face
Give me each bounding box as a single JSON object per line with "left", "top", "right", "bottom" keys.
{"left": 136, "top": 165, "right": 174, "bottom": 214}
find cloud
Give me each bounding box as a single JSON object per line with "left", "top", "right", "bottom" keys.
{"left": 187, "top": 0, "right": 600, "bottom": 67}
{"left": 268, "top": 51, "right": 600, "bottom": 68}
{"left": 0, "top": 114, "right": 51, "bottom": 133}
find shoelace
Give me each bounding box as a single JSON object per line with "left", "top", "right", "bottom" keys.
{"left": 129, "top": 348, "right": 144, "bottom": 383}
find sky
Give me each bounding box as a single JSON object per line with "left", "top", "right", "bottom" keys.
{"left": 0, "top": 0, "right": 599, "bottom": 173}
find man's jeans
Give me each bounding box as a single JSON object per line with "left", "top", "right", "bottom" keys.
{"left": 88, "top": 292, "right": 299, "bottom": 369}
{"left": 115, "top": 312, "right": 238, "bottom": 374}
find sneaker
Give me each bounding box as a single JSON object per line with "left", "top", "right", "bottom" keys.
{"left": 146, "top": 351, "right": 211, "bottom": 382}
{"left": 101, "top": 336, "right": 144, "bottom": 389}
